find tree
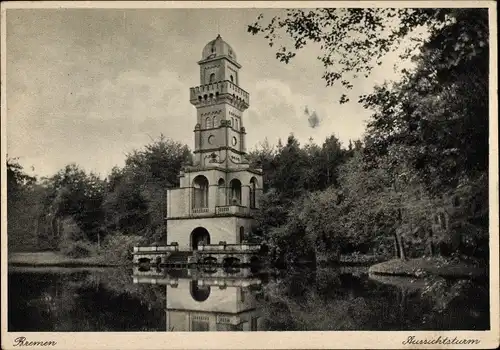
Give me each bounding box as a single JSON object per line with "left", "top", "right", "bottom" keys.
{"left": 249, "top": 8, "right": 489, "bottom": 263}
{"left": 271, "top": 134, "right": 310, "bottom": 199}
{"left": 248, "top": 9, "right": 486, "bottom": 103}
{"left": 43, "top": 164, "right": 106, "bottom": 246}
{"left": 248, "top": 138, "right": 278, "bottom": 191}
{"left": 361, "top": 8, "right": 488, "bottom": 192}
{"left": 123, "top": 134, "right": 192, "bottom": 188}
{"left": 6, "top": 159, "right": 44, "bottom": 251}
{"left": 102, "top": 167, "right": 149, "bottom": 235}
{"left": 7, "top": 158, "right": 36, "bottom": 198}
{"left": 356, "top": 8, "right": 489, "bottom": 259}
{"left": 103, "top": 135, "right": 192, "bottom": 242}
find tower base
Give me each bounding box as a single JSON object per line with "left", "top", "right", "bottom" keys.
{"left": 167, "top": 216, "right": 254, "bottom": 252}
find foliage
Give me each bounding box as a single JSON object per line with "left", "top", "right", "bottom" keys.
{"left": 41, "top": 163, "right": 106, "bottom": 246}
{"left": 59, "top": 240, "right": 97, "bottom": 259}
{"left": 56, "top": 218, "right": 97, "bottom": 258}
{"left": 7, "top": 135, "right": 192, "bottom": 256}
{"left": 248, "top": 138, "right": 279, "bottom": 191}
{"left": 249, "top": 8, "right": 489, "bottom": 265}
{"left": 248, "top": 8, "right": 484, "bottom": 103}
{"left": 103, "top": 135, "right": 192, "bottom": 243}
{"left": 103, "top": 234, "right": 145, "bottom": 264}
{"left": 7, "top": 158, "right": 36, "bottom": 197}
{"left": 102, "top": 167, "right": 150, "bottom": 236}
{"left": 6, "top": 159, "right": 46, "bottom": 251}
{"left": 360, "top": 9, "right": 488, "bottom": 192}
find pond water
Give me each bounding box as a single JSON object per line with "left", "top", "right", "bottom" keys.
{"left": 8, "top": 265, "right": 490, "bottom": 332}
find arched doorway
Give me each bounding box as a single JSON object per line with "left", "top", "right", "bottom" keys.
{"left": 229, "top": 179, "right": 242, "bottom": 205}
{"left": 191, "top": 227, "right": 210, "bottom": 250}
{"left": 192, "top": 175, "right": 209, "bottom": 208}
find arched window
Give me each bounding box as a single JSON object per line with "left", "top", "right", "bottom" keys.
{"left": 239, "top": 226, "right": 245, "bottom": 243}
{"left": 192, "top": 175, "right": 209, "bottom": 208}
{"left": 230, "top": 75, "right": 234, "bottom": 83}
{"left": 213, "top": 116, "right": 217, "bottom": 127}
{"left": 209, "top": 73, "right": 216, "bottom": 83}
{"left": 249, "top": 177, "right": 258, "bottom": 208}
{"left": 235, "top": 119, "right": 238, "bottom": 130}
{"left": 206, "top": 117, "right": 212, "bottom": 128}
{"left": 231, "top": 117, "right": 234, "bottom": 127}
{"left": 229, "top": 179, "right": 242, "bottom": 205}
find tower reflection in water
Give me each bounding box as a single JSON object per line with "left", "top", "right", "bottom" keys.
{"left": 132, "top": 266, "right": 264, "bottom": 331}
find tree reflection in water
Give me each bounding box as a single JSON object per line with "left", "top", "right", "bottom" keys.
{"left": 8, "top": 266, "right": 489, "bottom": 331}
{"left": 8, "top": 268, "right": 166, "bottom": 332}
{"left": 259, "top": 267, "right": 489, "bottom": 331}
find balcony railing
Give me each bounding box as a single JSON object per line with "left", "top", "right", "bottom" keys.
{"left": 168, "top": 205, "right": 255, "bottom": 219}
{"left": 215, "top": 205, "right": 249, "bottom": 215}
{"left": 133, "top": 245, "right": 179, "bottom": 253}
{"left": 198, "top": 243, "right": 261, "bottom": 253}
{"left": 192, "top": 207, "right": 210, "bottom": 215}
{"left": 217, "top": 315, "right": 240, "bottom": 325}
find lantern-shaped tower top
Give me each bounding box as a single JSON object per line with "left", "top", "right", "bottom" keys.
{"left": 200, "top": 34, "right": 239, "bottom": 66}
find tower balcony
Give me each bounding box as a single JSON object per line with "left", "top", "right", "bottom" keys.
{"left": 167, "top": 204, "right": 255, "bottom": 219}
{"left": 214, "top": 205, "right": 250, "bottom": 216}
{"left": 190, "top": 80, "right": 249, "bottom": 108}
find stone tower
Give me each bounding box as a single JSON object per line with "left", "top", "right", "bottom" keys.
{"left": 166, "top": 35, "right": 263, "bottom": 251}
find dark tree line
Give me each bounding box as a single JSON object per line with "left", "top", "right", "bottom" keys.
{"left": 7, "top": 135, "right": 192, "bottom": 260}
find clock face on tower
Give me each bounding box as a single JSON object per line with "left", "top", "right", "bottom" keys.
{"left": 232, "top": 136, "right": 237, "bottom": 146}
{"left": 208, "top": 135, "right": 215, "bottom": 145}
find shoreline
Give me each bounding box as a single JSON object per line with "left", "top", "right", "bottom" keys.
{"left": 8, "top": 251, "right": 122, "bottom": 268}
{"left": 368, "top": 257, "right": 487, "bottom": 279}
{"left": 9, "top": 252, "right": 488, "bottom": 280}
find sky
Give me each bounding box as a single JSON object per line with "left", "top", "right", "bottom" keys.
{"left": 6, "top": 8, "right": 410, "bottom": 178}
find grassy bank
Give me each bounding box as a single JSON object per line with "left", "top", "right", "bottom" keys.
{"left": 368, "top": 257, "right": 486, "bottom": 279}
{"left": 338, "top": 253, "right": 387, "bottom": 265}
{"left": 8, "top": 252, "right": 122, "bottom": 267}
{"left": 316, "top": 253, "right": 387, "bottom": 267}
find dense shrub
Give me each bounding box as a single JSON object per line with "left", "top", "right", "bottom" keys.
{"left": 60, "top": 240, "right": 96, "bottom": 258}
{"left": 103, "top": 233, "right": 145, "bottom": 264}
